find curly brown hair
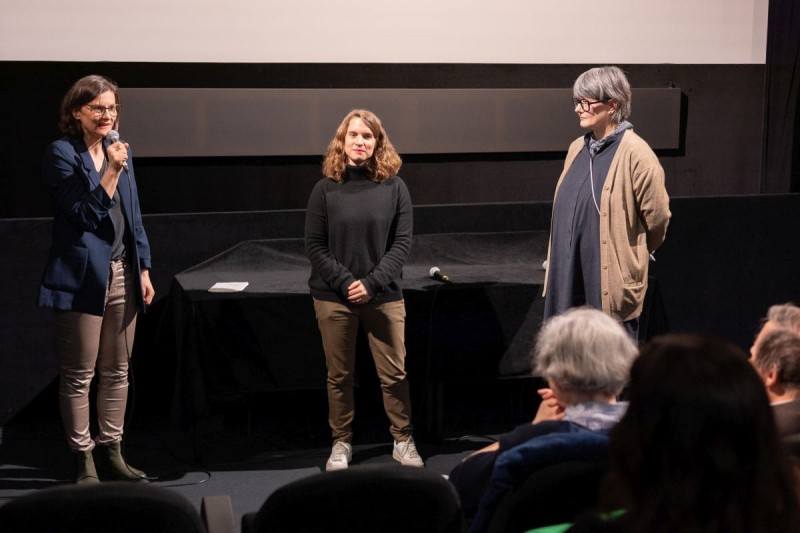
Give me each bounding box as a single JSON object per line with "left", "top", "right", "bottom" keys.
{"left": 322, "top": 109, "right": 402, "bottom": 183}
{"left": 59, "top": 75, "right": 120, "bottom": 137}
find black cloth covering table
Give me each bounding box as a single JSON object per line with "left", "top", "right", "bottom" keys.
{"left": 166, "top": 232, "right": 549, "bottom": 427}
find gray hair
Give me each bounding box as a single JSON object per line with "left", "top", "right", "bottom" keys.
{"left": 767, "top": 303, "right": 800, "bottom": 335}
{"left": 753, "top": 329, "right": 800, "bottom": 390}
{"left": 533, "top": 307, "right": 638, "bottom": 396}
{"left": 573, "top": 66, "right": 632, "bottom": 123}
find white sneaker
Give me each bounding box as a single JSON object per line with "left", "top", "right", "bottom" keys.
{"left": 326, "top": 441, "right": 352, "bottom": 471}
{"left": 393, "top": 437, "right": 424, "bottom": 467}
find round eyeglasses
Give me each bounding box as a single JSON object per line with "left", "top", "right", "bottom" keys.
{"left": 83, "top": 104, "right": 120, "bottom": 117}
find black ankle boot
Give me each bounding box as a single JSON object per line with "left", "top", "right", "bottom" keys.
{"left": 73, "top": 449, "right": 100, "bottom": 484}
{"left": 94, "top": 441, "right": 148, "bottom": 482}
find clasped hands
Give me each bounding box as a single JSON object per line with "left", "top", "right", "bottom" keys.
{"left": 347, "top": 279, "right": 370, "bottom": 305}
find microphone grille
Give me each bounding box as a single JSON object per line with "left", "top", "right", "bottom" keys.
{"left": 105, "top": 130, "right": 120, "bottom": 143}
{"left": 429, "top": 267, "right": 439, "bottom": 276}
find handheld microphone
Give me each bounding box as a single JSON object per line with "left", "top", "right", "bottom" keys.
{"left": 429, "top": 266, "right": 450, "bottom": 283}
{"left": 105, "top": 130, "right": 128, "bottom": 172}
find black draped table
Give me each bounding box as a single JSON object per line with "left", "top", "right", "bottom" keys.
{"left": 166, "top": 231, "right": 549, "bottom": 429}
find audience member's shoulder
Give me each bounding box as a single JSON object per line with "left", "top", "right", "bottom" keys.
{"left": 773, "top": 399, "right": 800, "bottom": 431}
{"left": 500, "top": 419, "right": 575, "bottom": 448}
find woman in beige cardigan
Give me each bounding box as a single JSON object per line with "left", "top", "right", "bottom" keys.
{"left": 543, "top": 66, "right": 671, "bottom": 339}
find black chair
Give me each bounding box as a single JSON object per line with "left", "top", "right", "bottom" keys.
{"left": 0, "top": 481, "right": 235, "bottom": 533}
{"left": 242, "top": 464, "right": 466, "bottom": 533}
{"left": 486, "top": 458, "right": 608, "bottom": 533}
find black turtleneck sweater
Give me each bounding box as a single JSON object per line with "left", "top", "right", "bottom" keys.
{"left": 304, "top": 165, "right": 413, "bottom": 304}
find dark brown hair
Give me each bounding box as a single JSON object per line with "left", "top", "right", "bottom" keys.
{"left": 59, "top": 75, "right": 119, "bottom": 137}
{"left": 599, "top": 333, "right": 800, "bottom": 533}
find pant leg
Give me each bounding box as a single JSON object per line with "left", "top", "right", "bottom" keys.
{"left": 622, "top": 316, "right": 640, "bottom": 343}
{"left": 360, "top": 299, "right": 414, "bottom": 442}
{"left": 313, "top": 299, "right": 359, "bottom": 444}
{"left": 95, "top": 259, "right": 138, "bottom": 445}
{"left": 56, "top": 310, "right": 103, "bottom": 452}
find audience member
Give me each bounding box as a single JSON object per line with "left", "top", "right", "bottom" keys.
{"left": 448, "top": 307, "right": 637, "bottom": 521}
{"left": 565, "top": 333, "right": 800, "bottom": 533}
{"left": 751, "top": 302, "right": 800, "bottom": 356}
{"left": 751, "top": 328, "right": 800, "bottom": 456}
{"left": 750, "top": 302, "right": 800, "bottom": 454}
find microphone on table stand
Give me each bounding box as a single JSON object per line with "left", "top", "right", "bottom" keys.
{"left": 429, "top": 267, "right": 450, "bottom": 283}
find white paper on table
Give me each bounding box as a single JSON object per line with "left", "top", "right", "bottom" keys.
{"left": 208, "top": 282, "right": 249, "bottom": 293}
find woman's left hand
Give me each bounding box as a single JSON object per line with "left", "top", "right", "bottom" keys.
{"left": 532, "top": 388, "right": 565, "bottom": 423}
{"left": 347, "top": 280, "right": 370, "bottom": 305}
{"left": 141, "top": 269, "right": 155, "bottom": 305}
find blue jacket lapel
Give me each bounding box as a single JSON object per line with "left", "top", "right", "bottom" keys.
{"left": 74, "top": 138, "right": 102, "bottom": 191}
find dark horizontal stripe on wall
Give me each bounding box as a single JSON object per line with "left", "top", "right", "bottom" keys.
{"left": 119, "top": 88, "right": 681, "bottom": 157}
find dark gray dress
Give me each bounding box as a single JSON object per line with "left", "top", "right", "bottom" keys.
{"left": 544, "top": 125, "right": 631, "bottom": 320}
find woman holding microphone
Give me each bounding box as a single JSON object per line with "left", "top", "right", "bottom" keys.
{"left": 38, "top": 75, "right": 154, "bottom": 483}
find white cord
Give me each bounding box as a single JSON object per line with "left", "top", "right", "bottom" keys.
{"left": 589, "top": 156, "right": 601, "bottom": 216}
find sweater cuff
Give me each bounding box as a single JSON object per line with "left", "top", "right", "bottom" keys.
{"left": 361, "top": 278, "right": 376, "bottom": 297}
{"left": 339, "top": 277, "right": 357, "bottom": 298}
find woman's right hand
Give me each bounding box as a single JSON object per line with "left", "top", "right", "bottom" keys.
{"left": 347, "top": 279, "right": 371, "bottom": 305}
{"left": 99, "top": 141, "right": 128, "bottom": 198}
{"left": 107, "top": 141, "right": 129, "bottom": 172}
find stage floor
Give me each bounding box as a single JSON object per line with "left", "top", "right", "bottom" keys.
{"left": 0, "top": 375, "right": 542, "bottom": 531}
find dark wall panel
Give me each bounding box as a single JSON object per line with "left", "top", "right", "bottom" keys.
{"left": 119, "top": 88, "right": 681, "bottom": 156}
{"left": 655, "top": 194, "right": 800, "bottom": 345}
{"left": 763, "top": 0, "right": 800, "bottom": 194}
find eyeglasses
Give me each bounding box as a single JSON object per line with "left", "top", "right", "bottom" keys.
{"left": 573, "top": 98, "right": 607, "bottom": 112}
{"left": 83, "top": 104, "right": 120, "bottom": 117}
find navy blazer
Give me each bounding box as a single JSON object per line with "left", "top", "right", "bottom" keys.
{"left": 37, "top": 135, "right": 152, "bottom": 317}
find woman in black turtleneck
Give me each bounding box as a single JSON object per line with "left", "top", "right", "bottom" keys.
{"left": 305, "top": 109, "right": 423, "bottom": 471}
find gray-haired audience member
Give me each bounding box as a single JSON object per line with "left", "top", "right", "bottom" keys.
{"left": 448, "top": 307, "right": 638, "bottom": 519}
{"left": 535, "top": 306, "right": 637, "bottom": 411}
{"left": 750, "top": 303, "right": 800, "bottom": 456}
{"left": 751, "top": 302, "right": 800, "bottom": 356}
{"left": 542, "top": 65, "right": 671, "bottom": 339}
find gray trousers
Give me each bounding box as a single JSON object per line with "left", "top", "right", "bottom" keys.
{"left": 56, "top": 259, "right": 137, "bottom": 452}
